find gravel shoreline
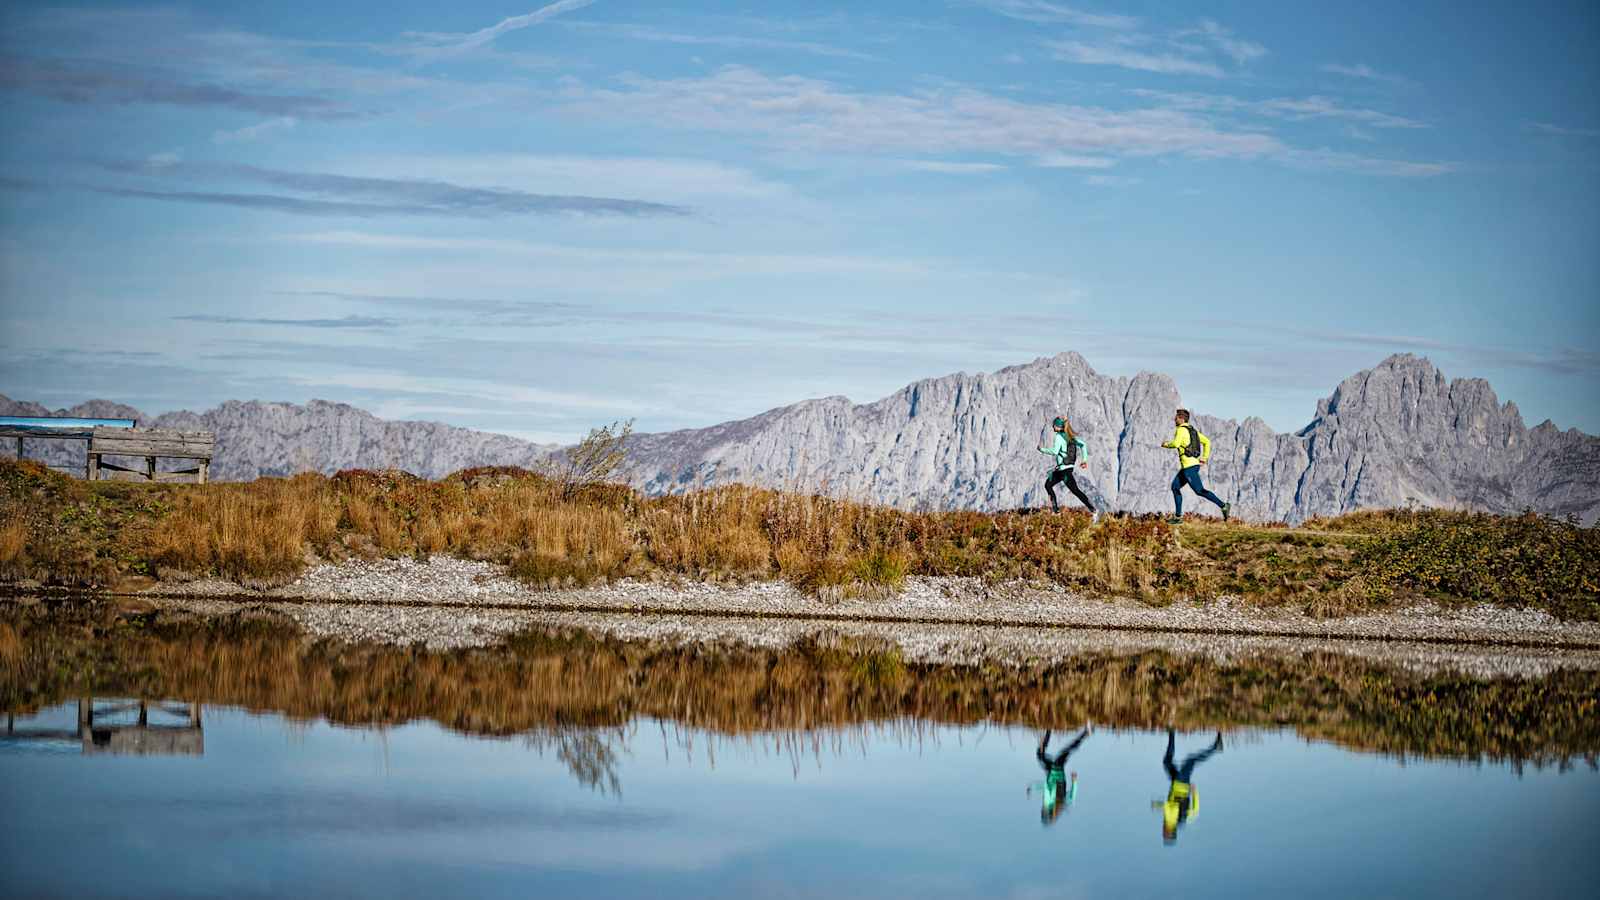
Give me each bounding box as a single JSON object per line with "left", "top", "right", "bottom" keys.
{"left": 71, "top": 596, "right": 1600, "bottom": 681}
{"left": 134, "top": 555, "right": 1600, "bottom": 650}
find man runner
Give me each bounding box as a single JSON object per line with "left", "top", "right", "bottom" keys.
{"left": 1154, "top": 728, "right": 1224, "bottom": 845}
{"left": 1161, "top": 409, "right": 1230, "bottom": 524}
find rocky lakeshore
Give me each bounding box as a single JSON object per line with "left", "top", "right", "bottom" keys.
{"left": 23, "top": 554, "right": 1591, "bottom": 678}
{"left": 153, "top": 555, "right": 1600, "bottom": 647}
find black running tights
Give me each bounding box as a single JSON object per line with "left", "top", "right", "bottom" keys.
{"left": 1045, "top": 469, "right": 1094, "bottom": 511}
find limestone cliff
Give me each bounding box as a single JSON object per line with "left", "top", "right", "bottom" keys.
{"left": 620, "top": 353, "right": 1599, "bottom": 524}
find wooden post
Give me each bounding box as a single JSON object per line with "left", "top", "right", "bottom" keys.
{"left": 146, "top": 456, "right": 156, "bottom": 482}
{"left": 13, "top": 436, "right": 20, "bottom": 460}
{"left": 199, "top": 459, "right": 209, "bottom": 485}
{"left": 78, "top": 698, "right": 91, "bottom": 736}
{"left": 87, "top": 453, "right": 99, "bottom": 481}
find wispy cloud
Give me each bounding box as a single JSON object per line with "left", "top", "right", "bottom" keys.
{"left": 1320, "top": 62, "right": 1413, "bottom": 87}
{"left": 4, "top": 6, "right": 493, "bottom": 97}
{"left": 1278, "top": 148, "right": 1455, "bottom": 178}
{"left": 353, "top": 154, "right": 798, "bottom": 203}
{"left": 89, "top": 186, "right": 463, "bottom": 218}
{"left": 212, "top": 116, "right": 297, "bottom": 145}
{"left": 1528, "top": 122, "right": 1600, "bottom": 139}
{"left": 276, "top": 290, "right": 586, "bottom": 319}
{"left": 1207, "top": 320, "right": 1600, "bottom": 378}
{"left": 561, "top": 65, "right": 1282, "bottom": 160}
{"left": 397, "top": 0, "right": 596, "bottom": 61}
{"left": 1265, "top": 96, "right": 1422, "bottom": 129}
{"left": 279, "top": 369, "right": 648, "bottom": 416}
{"left": 0, "top": 54, "right": 363, "bottom": 119}
{"left": 559, "top": 22, "right": 875, "bottom": 60}
{"left": 87, "top": 159, "right": 692, "bottom": 218}
{"left": 174, "top": 314, "right": 396, "bottom": 329}
{"left": 264, "top": 290, "right": 901, "bottom": 348}
{"left": 558, "top": 66, "right": 1450, "bottom": 176}
{"left": 1035, "top": 15, "right": 1266, "bottom": 79}
{"left": 1180, "top": 20, "right": 1266, "bottom": 65}
{"left": 271, "top": 288, "right": 1084, "bottom": 350}
{"left": 1133, "top": 90, "right": 1427, "bottom": 129}
{"left": 1046, "top": 40, "right": 1224, "bottom": 77}
{"left": 282, "top": 231, "right": 944, "bottom": 277}
{"left": 960, "top": 0, "right": 1139, "bottom": 30}
{"left": 1034, "top": 153, "right": 1116, "bottom": 168}
{"left": 897, "top": 160, "right": 1006, "bottom": 174}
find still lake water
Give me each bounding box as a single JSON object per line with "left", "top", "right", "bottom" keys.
{"left": 3, "top": 699, "right": 1596, "bottom": 900}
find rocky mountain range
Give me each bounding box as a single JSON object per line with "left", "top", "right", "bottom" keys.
{"left": 623, "top": 353, "right": 1600, "bottom": 524}
{"left": 6, "top": 353, "right": 1597, "bottom": 524}
{"left": 0, "top": 396, "right": 556, "bottom": 481}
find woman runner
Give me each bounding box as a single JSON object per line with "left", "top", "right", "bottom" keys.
{"left": 1038, "top": 415, "right": 1100, "bottom": 523}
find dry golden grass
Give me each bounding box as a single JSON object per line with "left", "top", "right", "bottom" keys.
{"left": 0, "top": 519, "right": 25, "bottom": 568}
{"left": 145, "top": 478, "right": 331, "bottom": 580}
{"left": 1, "top": 459, "right": 1594, "bottom": 617}
{"left": 507, "top": 504, "right": 631, "bottom": 587}
{"left": 0, "top": 620, "right": 19, "bottom": 669}
{"left": 641, "top": 487, "right": 773, "bottom": 577}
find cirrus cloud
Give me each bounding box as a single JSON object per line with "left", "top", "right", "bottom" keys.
{"left": 84, "top": 158, "right": 693, "bottom": 218}
{"left": 556, "top": 65, "right": 1452, "bottom": 177}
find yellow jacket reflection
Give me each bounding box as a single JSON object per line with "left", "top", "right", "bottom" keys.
{"left": 1157, "top": 728, "right": 1222, "bottom": 845}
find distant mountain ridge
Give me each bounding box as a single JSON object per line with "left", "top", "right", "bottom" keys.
{"left": 619, "top": 353, "right": 1600, "bottom": 524}
{"left": 0, "top": 396, "right": 558, "bottom": 481}
{"left": 6, "top": 353, "right": 1598, "bottom": 524}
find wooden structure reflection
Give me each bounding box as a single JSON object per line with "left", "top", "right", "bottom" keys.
{"left": 4, "top": 698, "right": 204, "bottom": 756}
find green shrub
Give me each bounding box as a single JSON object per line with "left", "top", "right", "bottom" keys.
{"left": 1353, "top": 511, "right": 1600, "bottom": 619}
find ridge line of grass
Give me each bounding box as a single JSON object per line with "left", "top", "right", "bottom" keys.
{"left": 2, "top": 460, "right": 1595, "bottom": 619}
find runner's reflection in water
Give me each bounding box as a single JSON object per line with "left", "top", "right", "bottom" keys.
{"left": 1156, "top": 728, "right": 1224, "bottom": 845}
{"left": 1027, "top": 725, "right": 1091, "bottom": 826}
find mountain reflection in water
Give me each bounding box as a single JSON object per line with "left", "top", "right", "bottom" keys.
{"left": 3, "top": 602, "right": 1599, "bottom": 899}
{"left": 4, "top": 602, "right": 1598, "bottom": 769}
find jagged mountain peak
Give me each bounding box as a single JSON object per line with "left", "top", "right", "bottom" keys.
{"left": 623, "top": 353, "right": 1597, "bottom": 523}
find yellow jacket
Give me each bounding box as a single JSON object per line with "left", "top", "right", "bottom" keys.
{"left": 1162, "top": 781, "right": 1198, "bottom": 831}
{"left": 1161, "top": 426, "right": 1210, "bottom": 470}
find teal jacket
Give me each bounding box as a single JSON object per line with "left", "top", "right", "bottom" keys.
{"left": 1039, "top": 432, "right": 1086, "bottom": 471}
{"left": 1031, "top": 772, "right": 1079, "bottom": 814}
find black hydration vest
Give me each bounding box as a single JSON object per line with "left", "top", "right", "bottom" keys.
{"left": 1181, "top": 424, "right": 1204, "bottom": 459}
{"left": 1058, "top": 434, "right": 1078, "bottom": 468}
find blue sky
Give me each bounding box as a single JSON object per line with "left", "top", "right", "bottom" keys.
{"left": 1, "top": 0, "right": 1596, "bottom": 442}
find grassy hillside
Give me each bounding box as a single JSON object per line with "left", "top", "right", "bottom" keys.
{"left": 1, "top": 459, "right": 1595, "bottom": 618}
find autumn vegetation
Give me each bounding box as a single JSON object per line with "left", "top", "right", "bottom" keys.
{"left": 1, "top": 457, "right": 1595, "bottom": 618}
{"left": 3, "top": 604, "right": 1595, "bottom": 770}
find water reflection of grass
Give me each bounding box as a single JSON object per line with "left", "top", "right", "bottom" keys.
{"left": 4, "top": 460, "right": 1595, "bottom": 616}
{"left": 4, "top": 604, "right": 1596, "bottom": 771}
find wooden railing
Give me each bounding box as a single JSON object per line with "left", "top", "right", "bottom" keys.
{"left": 89, "top": 426, "right": 216, "bottom": 483}
{"left": 1, "top": 417, "right": 215, "bottom": 483}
